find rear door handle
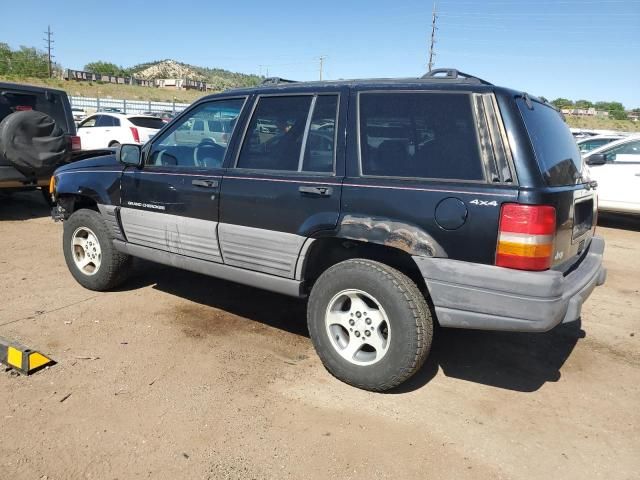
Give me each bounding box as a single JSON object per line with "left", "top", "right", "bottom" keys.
{"left": 192, "top": 179, "right": 219, "bottom": 188}
{"left": 299, "top": 185, "right": 333, "bottom": 197}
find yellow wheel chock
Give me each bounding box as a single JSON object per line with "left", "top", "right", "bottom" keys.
{"left": 0, "top": 336, "right": 55, "bottom": 375}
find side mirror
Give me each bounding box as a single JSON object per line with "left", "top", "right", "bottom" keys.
{"left": 586, "top": 153, "right": 606, "bottom": 166}
{"left": 118, "top": 144, "right": 143, "bottom": 167}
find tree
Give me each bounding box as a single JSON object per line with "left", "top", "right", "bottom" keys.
{"left": 84, "top": 61, "right": 130, "bottom": 77}
{"left": 0, "top": 42, "right": 12, "bottom": 75}
{"left": 610, "top": 110, "right": 628, "bottom": 120}
{"left": 574, "top": 99, "right": 593, "bottom": 109}
{"left": 5, "top": 46, "right": 49, "bottom": 77}
{"left": 595, "top": 101, "right": 625, "bottom": 112}
{"left": 551, "top": 98, "right": 573, "bottom": 109}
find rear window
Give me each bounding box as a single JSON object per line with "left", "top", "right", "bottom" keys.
{"left": 128, "top": 117, "right": 165, "bottom": 129}
{"left": 517, "top": 98, "right": 582, "bottom": 186}
{"left": 358, "top": 92, "right": 484, "bottom": 180}
{"left": 0, "top": 90, "right": 71, "bottom": 132}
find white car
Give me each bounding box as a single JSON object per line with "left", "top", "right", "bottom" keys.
{"left": 71, "top": 107, "right": 87, "bottom": 122}
{"left": 584, "top": 135, "right": 640, "bottom": 215}
{"left": 577, "top": 134, "right": 625, "bottom": 155}
{"left": 77, "top": 113, "right": 165, "bottom": 149}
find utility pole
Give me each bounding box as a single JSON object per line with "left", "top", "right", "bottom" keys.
{"left": 319, "top": 55, "right": 327, "bottom": 81}
{"left": 43, "top": 25, "right": 54, "bottom": 78}
{"left": 427, "top": 2, "right": 437, "bottom": 72}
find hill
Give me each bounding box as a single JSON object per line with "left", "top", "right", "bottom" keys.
{"left": 565, "top": 116, "right": 640, "bottom": 133}
{"left": 0, "top": 75, "right": 208, "bottom": 103}
{"left": 130, "top": 59, "right": 261, "bottom": 91}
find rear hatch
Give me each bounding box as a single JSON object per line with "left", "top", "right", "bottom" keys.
{"left": 128, "top": 116, "right": 165, "bottom": 143}
{"left": 516, "top": 96, "right": 596, "bottom": 272}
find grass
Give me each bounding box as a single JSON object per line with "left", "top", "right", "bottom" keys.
{"left": 565, "top": 115, "right": 640, "bottom": 133}
{"left": 0, "top": 75, "right": 210, "bottom": 103}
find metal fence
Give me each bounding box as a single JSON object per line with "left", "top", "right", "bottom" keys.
{"left": 70, "top": 96, "right": 191, "bottom": 115}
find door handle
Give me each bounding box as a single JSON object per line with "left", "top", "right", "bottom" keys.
{"left": 299, "top": 185, "right": 333, "bottom": 197}
{"left": 192, "top": 179, "right": 219, "bottom": 188}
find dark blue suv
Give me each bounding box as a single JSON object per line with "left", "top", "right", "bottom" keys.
{"left": 51, "top": 69, "right": 606, "bottom": 391}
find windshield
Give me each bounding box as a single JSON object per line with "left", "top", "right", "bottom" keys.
{"left": 517, "top": 97, "right": 582, "bottom": 186}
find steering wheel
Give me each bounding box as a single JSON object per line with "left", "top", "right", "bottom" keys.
{"left": 194, "top": 139, "right": 225, "bottom": 168}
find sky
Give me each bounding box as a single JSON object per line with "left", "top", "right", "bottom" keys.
{"left": 1, "top": 0, "right": 639, "bottom": 107}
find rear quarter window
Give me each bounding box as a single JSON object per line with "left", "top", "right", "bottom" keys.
{"left": 517, "top": 98, "right": 582, "bottom": 186}
{"left": 128, "top": 117, "right": 165, "bottom": 129}
{"left": 358, "top": 92, "right": 484, "bottom": 181}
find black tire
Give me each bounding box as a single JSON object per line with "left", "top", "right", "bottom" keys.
{"left": 307, "top": 259, "right": 433, "bottom": 392}
{"left": 63, "top": 208, "right": 132, "bottom": 291}
{"left": 109, "top": 141, "right": 121, "bottom": 148}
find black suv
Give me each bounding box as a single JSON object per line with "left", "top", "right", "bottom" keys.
{"left": 51, "top": 69, "right": 606, "bottom": 391}
{"left": 0, "top": 82, "right": 80, "bottom": 202}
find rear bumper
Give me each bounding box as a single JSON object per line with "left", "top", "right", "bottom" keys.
{"left": 414, "top": 236, "right": 606, "bottom": 332}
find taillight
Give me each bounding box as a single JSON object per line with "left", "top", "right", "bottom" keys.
{"left": 130, "top": 127, "right": 140, "bottom": 143}
{"left": 496, "top": 204, "right": 556, "bottom": 271}
{"left": 71, "top": 135, "right": 81, "bottom": 151}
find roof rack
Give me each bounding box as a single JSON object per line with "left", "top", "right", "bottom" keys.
{"left": 260, "top": 77, "right": 298, "bottom": 86}
{"left": 421, "top": 68, "right": 493, "bottom": 86}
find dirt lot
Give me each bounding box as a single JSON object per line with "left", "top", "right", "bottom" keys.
{"left": 1, "top": 191, "right": 638, "bottom": 480}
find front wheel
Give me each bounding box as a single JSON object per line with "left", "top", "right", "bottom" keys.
{"left": 63, "top": 208, "right": 132, "bottom": 290}
{"left": 307, "top": 259, "right": 433, "bottom": 392}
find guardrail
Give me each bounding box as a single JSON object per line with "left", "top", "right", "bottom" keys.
{"left": 69, "top": 96, "right": 191, "bottom": 115}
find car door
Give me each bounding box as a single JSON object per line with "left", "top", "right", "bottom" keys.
{"left": 219, "top": 91, "right": 346, "bottom": 278}
{"left": 589, "top": 139, "right": 640, "bottom": 212}
{"left": 77, "top": 115, "right": 100, "bottom": 149}
{"left": 119, "top": 97, "right": 248, "bottom": 262}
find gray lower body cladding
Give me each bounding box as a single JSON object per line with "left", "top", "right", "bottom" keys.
{"left": 113, "top": 239, "right": 303, "bottom": 297}
{"left": 414, "top": 236, "right": 606, "bottom": 332}
{"left": 119, "top": 207, "right": 222, "bottom": 263}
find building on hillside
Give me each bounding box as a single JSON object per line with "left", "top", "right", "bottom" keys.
{"left": 154, "top": 78, "right": 211, "bottom": 91}
{"left": 560, "top": 107, "right": 609, "bottom": 117}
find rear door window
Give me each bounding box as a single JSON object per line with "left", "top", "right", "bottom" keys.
{"left": 237, "top": 95, "right": 313, "bottom": 171}
{"left": 517, "top": 98, "right": 582, "bottom": 186}
{"left": 302, "top": 95, "right": 338, "bottom": 173}
{"left": 97, "top": 115, "right": 119, "bottom": 127}
{"left": 358, "top": 92, "right": 484, "bottom": 180}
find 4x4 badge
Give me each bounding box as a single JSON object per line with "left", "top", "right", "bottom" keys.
{"left": 469, "top": 199, "right": 498, "bottom": 207}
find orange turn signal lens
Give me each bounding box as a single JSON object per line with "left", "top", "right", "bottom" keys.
{"left": 497, "top": 241, "right": 553, "bottom": 258}
{"left": 49, "top": 176, "right": 55, "bottom": 194}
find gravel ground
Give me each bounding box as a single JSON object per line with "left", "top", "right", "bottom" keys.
{"left": 1, "top": 191, "right": 638, "bottom": 480}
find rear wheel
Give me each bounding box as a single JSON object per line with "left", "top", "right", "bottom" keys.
{"left": 307, "top": 259, "right": 433, "bottom": 391}
{"left": 63, "top": 209, "right": 131, "bottom": 290}
{"left": 109, "top": 141, "right": 121, "bottom": 148}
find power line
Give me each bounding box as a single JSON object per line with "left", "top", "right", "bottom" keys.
{"left": 428, "top": 2, "right": 437, "bottom": 72}
{"left": 43, "top": 25, "right": 54, "bottom": 78}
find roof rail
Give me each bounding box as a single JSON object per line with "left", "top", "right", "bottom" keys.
{"left": 421, "top": 68, "right": 493, "bottom": 86}
{"left": 260, "top": 77, "right": 298, "bottom": 86}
